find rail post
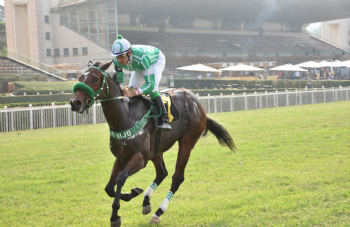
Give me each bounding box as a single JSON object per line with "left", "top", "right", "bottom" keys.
{"left": 29, "top": 104, "right": 33, "bottom": 130}
{"left": 52, "top": 103, "right": 56, "bottom": 128}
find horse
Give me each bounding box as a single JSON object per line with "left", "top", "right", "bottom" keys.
{"left": 70, "top": 61, "right": 236, "bottom": 227}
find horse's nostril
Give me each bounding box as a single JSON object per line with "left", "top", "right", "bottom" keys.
{"left": 70, "top": 99, "right": 82, "bottom": 111}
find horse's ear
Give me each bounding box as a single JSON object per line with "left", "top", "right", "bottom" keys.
{"left": 87, "top": 60, "right": 93, "bottom": 67}
{"left": 100, "top": 60, "right": 113, "bottom": 71}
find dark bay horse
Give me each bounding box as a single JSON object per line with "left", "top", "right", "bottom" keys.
{"left": 70, "top": 61, "right": 236, "bottom": 227}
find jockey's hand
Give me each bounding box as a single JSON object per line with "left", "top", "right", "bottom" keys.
{"left": 123, "top": 89, "right": 137, "bottom": 98}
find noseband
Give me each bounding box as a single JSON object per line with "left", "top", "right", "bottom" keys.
{"left": 72, "top": 66, "right": 124, "bottom": 112}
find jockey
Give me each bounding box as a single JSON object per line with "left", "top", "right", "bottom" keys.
{"left": 111, "top": 35, "right": 172, "bottom": 131}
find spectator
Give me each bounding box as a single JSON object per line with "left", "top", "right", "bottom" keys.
{"left": 294, "top": 71, "right": 300, "bottom": 79}
{"left": 308, "top": 79, "right": 313, "bottom": 88}
{"left": 197, "top": 74, "right": 202, "bottom": 79}
{"left": 264, "top": 71, "right": 268, "bottom": 79}
{"left": 207, "top": 73, "right": 211, "bottom": 79}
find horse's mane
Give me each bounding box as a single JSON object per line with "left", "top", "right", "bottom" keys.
{"left": 92, "top": 61, "right": 104, "bottom": 68}
{"left": 91, "top": 60, "right": 151, "bottom": 109}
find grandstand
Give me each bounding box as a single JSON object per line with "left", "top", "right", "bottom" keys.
{"left": 3, "top": 0, "right": 350, "bottom": 78}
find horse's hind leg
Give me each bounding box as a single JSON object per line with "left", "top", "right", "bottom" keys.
{"left": 149, "top": 137, "right": 197, "bottom": 224}
{"left": 142, "top": 154, "right": 168, "bottom": 215}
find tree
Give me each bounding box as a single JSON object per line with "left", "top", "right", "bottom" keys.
{"left": 0, "top": 22, "right": 7, "bottom": 50}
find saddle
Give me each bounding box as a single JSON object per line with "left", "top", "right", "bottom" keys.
{"left": 133, "top": 91, "right": 180, "bottom": 124}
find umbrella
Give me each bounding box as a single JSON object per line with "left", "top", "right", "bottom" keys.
{"left": 177, "top": 64, "right": 220, "bottom": 72}
{"left": 341, "top": 60, "right": 350, "bottom": 68}
{"left": 331, "top": 60, "right": 348, "bottom": 67}
{"left": 269, "top": 64, "right": 307, "bottom": 72}
{"left": 221, "top": 64, "right": 264, "bottom": 71}
{"left": 296, "top": 61, "right": 320, "bottom": 68}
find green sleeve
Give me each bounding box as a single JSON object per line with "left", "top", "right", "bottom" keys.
{"left": 117, "top": 71, "right": 125, "bottom": 86}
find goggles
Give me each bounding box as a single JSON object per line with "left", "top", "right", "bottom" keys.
{"left": 116, "top": 53, "right": 128, "bottom": 60}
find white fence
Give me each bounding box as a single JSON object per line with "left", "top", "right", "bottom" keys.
{"left": 1, "top": 87, "right": 349, "bottom": 132}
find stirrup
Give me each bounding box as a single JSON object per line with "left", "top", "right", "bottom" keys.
{"left": 157, "top": 122, "right": 172, "bottom": 131}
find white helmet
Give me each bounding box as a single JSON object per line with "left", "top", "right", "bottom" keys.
{"left": 111, "top": 35, "right": 131, "bottom": 56}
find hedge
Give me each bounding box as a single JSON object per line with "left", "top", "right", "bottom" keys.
{"left": 14, "top": 82, "right": 74, "bottom": 95}
{"left": 0, "top": 93, "right": 73, "bottom": 104}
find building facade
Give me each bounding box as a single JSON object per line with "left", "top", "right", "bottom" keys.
{"left": 321, "top": 18, "right": 350, "bottom": 53}
{"left": 4, "top": 0, "right": 114, "bottom": 66}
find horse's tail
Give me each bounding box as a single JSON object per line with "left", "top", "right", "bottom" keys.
{"left": 202, "top": 117, "right": 236, "bottom": 152}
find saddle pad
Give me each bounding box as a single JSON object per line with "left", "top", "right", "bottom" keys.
{"left": 161, "top": 95, "right": 174, "bottom": 123}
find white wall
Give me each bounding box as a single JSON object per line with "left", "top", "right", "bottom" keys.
{"left": 193, "top": 20, "right": 212, "bottom": 30}
{"left": 321, "top": 18, "right": 350, "bottom": 50}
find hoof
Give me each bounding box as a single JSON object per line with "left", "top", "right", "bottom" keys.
{"left": 110, "top": 219, "right": 121, "bottom": 227}
{"left": 142, "top": 204, "right": 152, "bottom": 215}
{"left": 149, "top": 214, "right": 161, "bottom": 224}
{"left": 132, "top": 187, "right": 144, "bottom": 195}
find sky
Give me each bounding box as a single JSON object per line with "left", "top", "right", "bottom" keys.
{"left": 307, "top": 22, "right": 321, "bottom": 32}
{"left": 0, "top": 0, "right": 4, "bottom": 6}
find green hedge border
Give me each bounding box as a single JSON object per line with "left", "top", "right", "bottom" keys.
{"left": 0, "top": 93, "right": 73, "bottom": 104}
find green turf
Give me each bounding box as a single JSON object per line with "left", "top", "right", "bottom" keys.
{"left": 1, "top": 101, "right": 349, "bottom": 226}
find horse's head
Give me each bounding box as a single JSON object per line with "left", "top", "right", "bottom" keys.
{"left": 70, "top": 61, "right": 113, "bottom": 113}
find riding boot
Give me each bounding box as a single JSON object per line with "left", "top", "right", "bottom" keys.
{"left": 153, "top": 96, "right": 172, "bottom": 131}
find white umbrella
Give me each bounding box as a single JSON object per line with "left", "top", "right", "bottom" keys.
{"left": 341, "top": 60, "right": 350, "bottom": 68}
{"left": 296, "top": 61, "right": 320, "bottom": 68}
{"left": 220, "top": 64, "right": 264, "bottom": 71}
{"left": 331, "top": 60, "right": 348, "bottom": 67}
{"left": 177, "top": 63, "right": 220, "bottom": 72}
{"left": 269, "top": 64, "right": 307, "bottom": 72}
{"left": 315, "top": 61, "right": 346, "bottom": 68}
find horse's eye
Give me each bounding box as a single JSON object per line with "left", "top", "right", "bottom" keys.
{"left": 94, "top": 77, "right": 99, "bottom": 82}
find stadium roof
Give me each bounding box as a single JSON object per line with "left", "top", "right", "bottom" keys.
{"left": 114, "top": 0, "right": 350, "bottom": 25}
{"left": 59, "top": 0, "right": 350, "bottom": 27}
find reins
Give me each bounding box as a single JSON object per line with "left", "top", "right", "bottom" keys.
{"left": 72, "top": 65, "right": 162, "bottom": 140}
{"left": 72, "top": 66, "right": 124, "bottom": 113}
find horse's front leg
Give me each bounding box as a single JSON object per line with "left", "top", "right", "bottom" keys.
{"left": 105, "top": 159, "right": 144, "bottom": 201}
{"left": 105, "top": 159, "right": 121, "bottom": 198}
{"left": 110, "top": 152, "right": 145, "bottom": 227}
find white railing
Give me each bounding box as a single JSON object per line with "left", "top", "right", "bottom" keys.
{"left": 1, "top": 87, "right": 349, "bottom": 132}
{"left": 6, "top": 50, "right": 66, "bottom": 79}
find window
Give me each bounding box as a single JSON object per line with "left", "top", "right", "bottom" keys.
{"left": 64, "top": 48, "right": 69, "bottom": 56}
{"left": 73, "top": 48, "right": 78, "bottom": 55}
{"left": 44, "top": 15, "right": 49, "bottom": 23}
{"left": 45, "top": 32, "right": 50, "bottom": 40}
{"left": 82, "top": 47, "right": 88, "bottom": 55}
{"left": 54, "top": 49, "right": 60, "bottom": 56}
{"left": 46, "top": 49, "right": 51, "bottom": 56}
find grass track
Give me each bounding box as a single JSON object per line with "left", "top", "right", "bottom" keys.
{"left": 1, "top": 101, "right": 350, "bottom": 226}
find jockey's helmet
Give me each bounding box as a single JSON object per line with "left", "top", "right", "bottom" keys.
{"left": 111, "top": 35, "right": 131, "bottom": 56}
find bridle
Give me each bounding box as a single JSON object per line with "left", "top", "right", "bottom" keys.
{"left": 72, "top": 66, "right": 125, "bottom": 112}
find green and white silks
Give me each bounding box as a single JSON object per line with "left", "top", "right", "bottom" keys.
{"left": 113, "top": 45, "right": 165, "bottom": 95}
